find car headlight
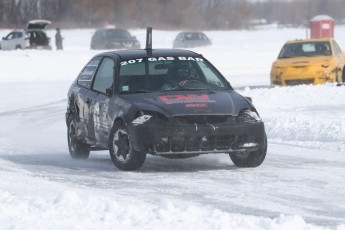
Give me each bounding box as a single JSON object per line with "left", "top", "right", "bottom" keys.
{"left": 131, "top": 110, "right": 168, "bottom": 126}
{"left": 237, "top": 109, "right": 261, "bottom": 123}
{"left": 131, "top": 114, "right": 152, "bottom": 126}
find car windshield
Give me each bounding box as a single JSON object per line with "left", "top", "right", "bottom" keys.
{"left": 119, "top": 57, "right": 229, "bottom": 94}
{"left": 278, "top": 41, "right": 332, "bottom": 58}
{"left": 107, "top": 29, "right": 132, "bottom": 39}
{"left": 184, "top": 33, "right": 205, "bottom": 41}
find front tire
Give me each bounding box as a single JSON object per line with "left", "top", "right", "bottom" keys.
{"left": 109, "top": 121, "right": 146, "bottom": 171}
{"left": 67, "top": 115, "right": 90, "bottom": 159}
{"left": 230, "top": 136, "right": 267, "bottom": 167}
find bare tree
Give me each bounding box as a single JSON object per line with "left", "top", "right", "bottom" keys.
{"left": 1, "top": 0, "right": 345, "bottom": 29}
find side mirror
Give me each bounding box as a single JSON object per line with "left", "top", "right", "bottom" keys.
{"left": 2, "top": 37, "right": 6, "bottom": 40}
{"left": 106, "top": 86, "right": 113, "bottom": 96}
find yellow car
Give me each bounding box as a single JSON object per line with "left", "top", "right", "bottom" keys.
{"left": 270, "top": 38, "right": 345, "bottom": 86}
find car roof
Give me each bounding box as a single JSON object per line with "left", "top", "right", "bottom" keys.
{"left": 285, "top": 38, "right": 335, "bottom": 44}
{"left": 179, "top": 31, "right": 205, "bottom": 34}
{"left": 95, "top": 49, "right": 201, "bottom": 60}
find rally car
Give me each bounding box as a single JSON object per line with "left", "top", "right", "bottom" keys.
{"left": 66, "top": 29, "right": 267, "bottom": 171}
{"left": 270, "top": 38, "right": 345, "bottom": 86}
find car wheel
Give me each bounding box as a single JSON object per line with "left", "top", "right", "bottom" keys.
{"left": 109, "top": 121, "right": 146, "bottom": 171}
{"left": 342, "top": 67, "right": 345, "bottom": 83}
{"left": 67, "top": 115, "right": 90, "bottom": 159}
{"left": 15, "top": 45, "right": 22, "bottom": 50}
{"left": 230, "top": 136, "right": 267, "bottom": 168}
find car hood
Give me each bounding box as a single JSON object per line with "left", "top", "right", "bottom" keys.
{"left": 26, "top": 19, "right": 51, "bottom": 30}
{"left": 273, "top": 56, "right": 333, "bottom": 67}
{"left": 120, "top": 90, "right": 251, "bottom": 117}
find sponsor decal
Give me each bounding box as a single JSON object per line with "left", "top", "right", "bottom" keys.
{"left": 159, "top": 94, "right": 215, "bottom": 104}
{"left": 120, "top": 57, "right": 204, "bottom": 66}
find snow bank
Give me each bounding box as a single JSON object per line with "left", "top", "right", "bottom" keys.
{"left": 239, "top": 84, "right": 345, "bottom": 152}
{"left": 0, "top": 189, "right": 328, "bottom": 230}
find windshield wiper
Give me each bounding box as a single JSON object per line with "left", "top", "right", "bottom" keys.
{"left": 134, "top": 90, "right": 151, "bottom": 93}
{"left": 120, "top": 90, "right": 151, "bottom": 94}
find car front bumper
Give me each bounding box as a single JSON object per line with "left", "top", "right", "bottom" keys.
{"left": 128, "top": 118, "right": 266, "bottom": 155}
{"left": 271, "top": 67, "right": 337, "bottom": 85}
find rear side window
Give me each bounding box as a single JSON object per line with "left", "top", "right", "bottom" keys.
{"left": 92, "top": 57, "right": 114, "bottom": 94}
{"left": 332, "top": 41, "right": 342, "bottom": 55}
{"left": 77, "top": 56, "right": 102, "bottom": 89}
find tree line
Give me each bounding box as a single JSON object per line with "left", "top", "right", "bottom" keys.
{"left": 0, "top": 0, "right": 344, "bottom": 29}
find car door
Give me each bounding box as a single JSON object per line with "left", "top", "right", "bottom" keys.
{"left": 1, "top": 32, "right": 16, "bottom": 50}
{"left": 331, "top": 41, "right": 345, "bottom": 81}
{"left": 74, "top": 56, "right": 101, "bottom": 144}
{"left": 90, "top": 57, "right": 115, "bottom": 146}
{"left": 333, "top": 41, "right": 345, "bottom": 66}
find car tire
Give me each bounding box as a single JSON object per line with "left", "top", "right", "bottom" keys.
{"left": 229, "top": 135, "right": 267, "bottom": 168}
{"left": 109, "top": 121, "right": 146, "bottom": 171}
{"left": 15, "top": 45, "right": 22, "bottom": 50}
{"left": 342, "top": 67, "right": 345, "bottom": 83}
{"left": 67, "top": 115, "right": 90, "bottom": 159}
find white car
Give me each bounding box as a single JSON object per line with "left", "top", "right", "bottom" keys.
{"left": 0, "top": 19, "right": 52, "bottom": 50}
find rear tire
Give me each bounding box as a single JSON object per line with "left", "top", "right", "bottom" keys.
{"left": 67, "top": 115, "right": 90, "bottom": 159}
{"left": 230, "top": 136, "right": 267, "bottom": 168}
{"left": 109, "top": 121, "right": 146, "bottom": 171}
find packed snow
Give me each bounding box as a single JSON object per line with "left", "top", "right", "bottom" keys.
{"left": 0, "top": 25, "right": 345, "bottom": 230}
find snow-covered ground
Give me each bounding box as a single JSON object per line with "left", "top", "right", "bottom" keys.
{"left": 0, "top": 26, "right": 345, "bottom": 230}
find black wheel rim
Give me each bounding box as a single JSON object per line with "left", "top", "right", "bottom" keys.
{"left": 113, "top": 129, "right": 131, "bottom": 162}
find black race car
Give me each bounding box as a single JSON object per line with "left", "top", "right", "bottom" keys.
{"left": 66, "top": 31, "right": 267, "bottom": 171}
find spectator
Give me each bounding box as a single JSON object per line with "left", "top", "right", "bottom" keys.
{"left": 55, "top": 27, "right": 63, "bottom": 50}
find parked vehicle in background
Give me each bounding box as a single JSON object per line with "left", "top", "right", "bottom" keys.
{"left": 173, "top": 31, "right": 211, "bottom": 48}
{"left": 270, "top": 38, "right": 345, "bottom": 86}
{"left": 90, "top": 27, "right": 140, "bottom": 50}
{"left": 0, "top": 19, "right": 52, "bottom": 50}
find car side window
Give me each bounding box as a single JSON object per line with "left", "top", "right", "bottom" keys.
{"left": 92, "top": 57, "right": 114, "bottom": 94}
{"left": 14, "top": 32, "right": 22, "bottom": 38}
{"left": 5, "top": 32, "right": 15, "bottom": 40}
{"left": 77, "top": 56, "right": 102, "bottom": 89}
{"left": 332, "top": 41, "right": 341, "bottom": 55}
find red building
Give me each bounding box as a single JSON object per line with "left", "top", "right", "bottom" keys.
{"left": 310, "top": 15, "right": 335, "bottom": 39}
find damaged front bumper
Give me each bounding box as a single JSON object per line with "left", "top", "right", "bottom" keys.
{"left": 128, "top": 117, "right": 266, "bottom": 155}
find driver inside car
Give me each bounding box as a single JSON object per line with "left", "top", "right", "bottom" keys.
{"left": 160, "top": 61, "right": 194, "bottom": 90}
